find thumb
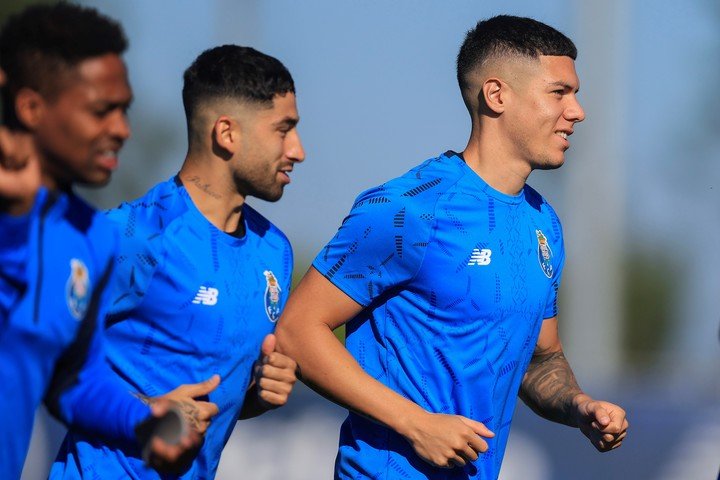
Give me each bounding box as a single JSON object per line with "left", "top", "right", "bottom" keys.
{"left": 459, "top": 416, "right": 495, "bottom": 438}
{"left": 188, "top": 374, "right": 221, "bottom": 398}
{"left": 592, "top": 405, "right": 611, "bottom": 428}
{"left": 261, "top": 334, "right": 276, "bottom": 357}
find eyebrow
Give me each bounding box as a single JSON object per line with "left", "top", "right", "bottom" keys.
{"left": 546, "top": 80, "right": 580, "bottom": 93}
{"left": 274, "top": 117, "right": 299, "bottom": 128}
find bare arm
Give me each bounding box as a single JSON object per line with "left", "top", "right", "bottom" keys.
{"left": 275, "top": 267, "right": 494, "bottom": 468}
{"left": 519, "top": 317, "right": 629, "bottom": 451}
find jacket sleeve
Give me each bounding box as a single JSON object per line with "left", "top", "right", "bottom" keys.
{"left": 43, "top": 247, "right": 150, "bottom": 443}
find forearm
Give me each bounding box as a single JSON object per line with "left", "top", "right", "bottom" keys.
{"left": 275, "top": 321, "right": 426, "bottom": 436}
{"left": 519, "top": 350, "right": 586, "bottom": 427}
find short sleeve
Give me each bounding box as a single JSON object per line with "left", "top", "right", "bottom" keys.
{"left": 313, "top": 186, "right": 436, "bottom": 306}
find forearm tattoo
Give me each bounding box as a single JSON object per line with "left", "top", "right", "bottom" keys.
{"left": 519, "top": 351, "right": 583, "bottom": 426}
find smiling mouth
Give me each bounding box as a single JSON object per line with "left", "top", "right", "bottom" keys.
{"left": 555, "top": 131, "right": 568, "bottom": 140}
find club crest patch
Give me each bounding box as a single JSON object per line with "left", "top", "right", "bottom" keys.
{"left": 263, "top": 270, "right": 281, "bottom": 322}
{"left": 536, "top": 230, "right": 554, "bottom": 278}
{"left": 66, "top": 259, "right": 91, "bottom": 319}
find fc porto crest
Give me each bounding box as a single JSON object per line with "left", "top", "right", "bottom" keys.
{"left": 263, "top": 270, "right": 281, "bottom": 322}
{"left": 66, "top": 259, "right": 91, "bottom": 319}
{"left": 536, "top": 230, "right": 554, "bottom": 278}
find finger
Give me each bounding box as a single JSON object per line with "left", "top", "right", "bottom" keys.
{"left": 258, "top": 390, "right": 290, "bottom": 407}
{"left": 256, "top": 363, "right": 298, "bottom": 383}
{"left": 263, "top": 351, "right": 297, "bottom": 369}
{"left": 448, "top": 454, "right": 466, "bottom": 468}
{"left": 258, "top": 377, "right": 294, "bottom": 395}
{"left": 195, "top": 400, "right": 220, "bottom": 419}
{"left": 467, "top": 434, "right": 489, "bottom": 454}
{"left": 589, "top": 404, "right": 611, "bottom": 429}
{"left": 261, "top": 334, "right": 276, "bottom": 357}
{"left": 184, "top": 374, "right": 221, "bottom": 398}
{"left": 459, "top": 443, "right": 479, "bottom": 462}
{"left": 458, "top": 417, "right": 495, "bottom": 438}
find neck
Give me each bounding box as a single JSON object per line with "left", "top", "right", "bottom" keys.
{"left": 178, "top": 152, "right": 246, "bottom": 235}
{"left": 461, "top": 125, "right": 531, "bottom": 196}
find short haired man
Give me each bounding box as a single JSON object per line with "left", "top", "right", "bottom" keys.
{"left": 276, "top": 15, "right": 628, "bottom": 479}
{"left": 0, "top": 4, "right": 218, "bottom": 478}
{"left": 51, "top": 44, "right": 303, "bottom": 479}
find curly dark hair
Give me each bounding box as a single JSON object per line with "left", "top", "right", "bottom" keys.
{"left": 0, "top": 2, "right": 127, "bottom": 125}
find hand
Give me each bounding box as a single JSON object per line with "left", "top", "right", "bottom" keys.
{"left": 0, "top": 126, "right": 40, "bottom": 215}
{"left": 253, "top": 334, "right": 297, "bottom": 409}
{"left": 136, "top": 399, "right": 202, "bottom": 475}
{"left": 402, "top": 412, "right": 495, "bottom": 469}
{"left": 573, "top": 396, "right": 628, "bottom": 452}
{"left": 152, "top": 375, "right": 221, "bottom": 436}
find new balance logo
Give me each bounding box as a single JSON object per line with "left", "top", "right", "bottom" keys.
{"left": 468, "top": 248, "right": 492, "bottom": 266}
{"left": 193, "top": 286, "right": 219, "bottom": 306}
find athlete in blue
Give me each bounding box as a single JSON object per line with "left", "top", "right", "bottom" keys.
{"left": 51, "top": 45, "right": 303, "bottom": 479}
{"left": 0, "top": 4, "right": 215, "bottom": 478}
{"left": 276, "top": 15, "right": 628, "bottom": 479}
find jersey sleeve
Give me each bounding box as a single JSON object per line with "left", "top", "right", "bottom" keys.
{"left": 542, "top": 207, "right": 565, "bottom": 319}
{"left": 0, "top": 211, "right": 32, "bottom": 314}
{"left": 313, "top": 185, "right": 435, "bottom": 306}
{"left": 44, "top": 232, "right": 150, "bottom": 443}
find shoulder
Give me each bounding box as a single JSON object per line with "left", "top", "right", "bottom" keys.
{"left": 105, "top": 178, "right": 183, "bottom": 236}
{"left": 352, "top": 152, "right": 466, "bottom": 217}
{"left": 243, "top": 204, "right": 291, "bottom": 249}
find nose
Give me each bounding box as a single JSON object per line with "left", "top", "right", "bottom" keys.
{"left": 108, "top": 110, "right": 131, "bottom": 141}
{"left": 286, "top": 129, "right": 305, "bottom": 163}
{"left": 565, "top": 95, "right": 586, "bottom": 123}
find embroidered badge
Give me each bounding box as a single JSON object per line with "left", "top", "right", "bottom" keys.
{"left": 536, "top": 230, "right": 554, "bottom": 278}
{"left": 66, "top": 259, "right": 91, "bottom": 319}
{"left": 263, "top": 270, "right": 282, "bottom": 322}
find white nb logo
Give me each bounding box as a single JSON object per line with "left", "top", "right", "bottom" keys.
{"left": 193, "top": 286, "right": 219, "bottom": 306}
{"left": 467, "top": 248, "right": 492, "bottom": 266}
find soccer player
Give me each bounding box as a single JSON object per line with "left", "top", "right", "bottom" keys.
{"left": 51, "top": 45, "right": 303, "bottom": 479}
{"left": 0, "top": 4, "right": 219, "bottom": 478}
{"left": 275, "top": 15, "right": 629, "bottom": 479}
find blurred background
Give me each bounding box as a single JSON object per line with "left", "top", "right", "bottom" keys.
{"left": 2, "top": 0, "right": 717, "bottom": 478}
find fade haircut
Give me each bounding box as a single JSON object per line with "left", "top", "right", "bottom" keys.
{"left": 0, "top": 2, "right": 127, "bottom": 127}
{"left": 457, "top": 15, "right": 576, "bottom": 108}
{"left": 182, "top": 44, "right": 295, "bottom": 123}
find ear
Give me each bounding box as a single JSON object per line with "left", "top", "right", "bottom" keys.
{"left": 14, "top": 88, "right": 45, "bottom": 130}
{"left": 481, "top": 78, "right": 505, "bottom": 115}
{"left": 212, "top": 115, "right": 239, "bottom": 155}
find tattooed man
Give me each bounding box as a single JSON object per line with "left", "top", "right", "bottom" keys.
{"left": 276, "top": 15, "right": 628, "bottom": 480}
{"left": 52, "top": 45, "right": 302, "bottom": 479}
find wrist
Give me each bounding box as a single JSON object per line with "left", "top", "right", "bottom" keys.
{"left": 390, "top": 403, "right": 429, "bottom": 439}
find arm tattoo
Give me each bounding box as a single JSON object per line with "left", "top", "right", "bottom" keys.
{"left": 519, "top": 350, "right": 583, "bottom": 426}
{"left": 133, "top": 393, "right": 200, "bottom": 430}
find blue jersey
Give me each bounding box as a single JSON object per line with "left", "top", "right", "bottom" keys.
{"left": 52, "top": 177, "right": 293, "bottom": 479}
{"left": 313, "top": 152, "right": 565, "bottom": 480}
{"left": 0, "top": 188, "right": 149, "bottom": 479}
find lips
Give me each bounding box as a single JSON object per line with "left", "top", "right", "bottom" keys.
{"left": 95, "top": 150, "right": 119, "bottom": 171}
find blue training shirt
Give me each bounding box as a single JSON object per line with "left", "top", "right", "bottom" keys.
{"left": 0, "top": 188, "right": 150, "bottom": 479}
{"left": 313, "top": 152, "right": 565, "bottom": 480}
{"left": 52, "top": 176, "right": 293, "bottom": 479}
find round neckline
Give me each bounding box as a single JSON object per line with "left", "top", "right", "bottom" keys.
{"left": 444, "top": 151, "right": 525, "bottom": 205}
{"left": 173, "top": 176, "right": 247, "bottom": 246}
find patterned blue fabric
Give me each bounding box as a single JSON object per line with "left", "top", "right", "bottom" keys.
{"left": 0, "top": 188, "right": 149, "bottom": 479}
{"left": 52, "top": 177, "right": 293, "bottom": 479}
{"left": 313, "top": 152, "right": 565, "bottom": 479}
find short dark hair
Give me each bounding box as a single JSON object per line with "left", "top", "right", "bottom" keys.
{"left": 182, "top": 44, "right": 295, "bottom": 120}
{"left": 0, "top": 2, "right": 127, "bottom": 126}
{"left": 457, "top": 15, "right": 577, "bottom": 92}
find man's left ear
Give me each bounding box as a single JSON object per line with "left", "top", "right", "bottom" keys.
{"left": 212, "top": 115, "right": 239, "bottom": 157}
